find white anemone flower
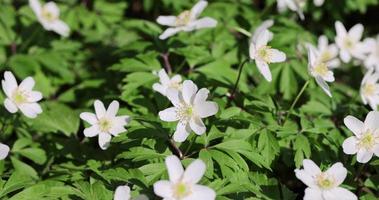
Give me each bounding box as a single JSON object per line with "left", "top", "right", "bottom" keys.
{"left": 316, "top": 35, "right": 340, "bottom": 68}
{"left": 0, "top": 143, "right": 10, "bottom": 160}
{"left": 159, "top": 80, "right": 218, "bottom": 142}
{"left": 29, "top": 0, "right": 70, "bottom": 37}
{"left": 80, "top": 100, "right": 130, "bottom": 150}
{"left": 335, "top": 21, "right": 366, "bottom": 63}
{"left": 314, "top": 0, "right": 325, "bottom": 6}
{"left": 295, "top": 159, "right": 357, "bottom": 200}
{"left": 276, "top": 0, "right": 305, "bottom": 20}
{"left": 153, "top": 155, "right": 216, "bottom": 200}
{"left": 343, "top": 111, "right": 379, "bottom": 163}
{"left": 156, "top": 0, "right": 217, "bottom": 40}
{"left": 360, "top": 69, "right": 379, "bottom": 110}
{"left": 252, "top": 20, "right": 274, "bottom": 42}
{"left": 153, "top": 69, "right": 182, "bottom": 97}
{"left": 249, "top": 29, "right": 286, "bottom": 82}
{"left": 362, "top": 36, "right": 379, "bottom": 70}
{"left": 114, "top": 185, "right": 131, "bottom": 200}
{"left": 1, "top": 71, "right": 43, "bottom": 118}
{"left": 307, "top": 45, "right": 334, "bottom": 97}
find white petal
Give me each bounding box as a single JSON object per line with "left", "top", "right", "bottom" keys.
{"left": 159, "top": 28, "right": 182, "bottom": 40}
{"left": 19, "top": 77, "right": 35, "bottom": 91}
{"left": 269, "top": 49, "right": 286, "bottom": 63}
{"left": 194, "top": 88, "right": 209, "bottom": 105}
{"left": 318, "top": 35, "right": 328, "bottom": 50}
{"left": 185, "top": 185, "right": 216, "bottom": 200}
{"left": 364, "top": 111, "right": 379, "bottom": 131}
{"left": 255, "top": 29, "right": 270, "bottom": 47}
{"left": 302, "top": 159, "right": 321, "bottom": 176}
{"left": 153, "top": 180, "right": 173, "bottom": 198}
{"left": 4, "top": 98, "right": 18, "bottom": 113}
{"left": 156, "top": 16, "right": 177, "bottom": 26}
{"left": 109, "top": 125, "right": 126, "bottom": 137}
{"left": 173, "top": 122, "right": 191, "bottom": 142}
{"left": 165, "top": 155, "right": 184, "bottom": 182}
{"left": 171, "top": 75, "right": 182, "bottom": 83}
{"left": 307, "top": 44, "right": 318, "bottom": 67}
{"left": 356, "top": 149, "right": 373, "bottom": 163}
{"left": 304, "top": 188, "right": 323, "bottom": 200}
{"left": 190, "top": 17, "right": 217, "bottom": 30}
{"left": 325, "top": 162, "right": 347, "bottom": 186}
{"left": 194, "top": 101, "right": 218, "bottom": 118}
{"left": 249, "top": 43, "right": 256, "bottom": 60}
{"left": 158, "top": 69, "right": 170, "bottom": 84}
{"left": 322, "top": 71, "right": 335, "bottom": 82}
{"left": 44, "top": 2, "right": 59, "bottom": 16}
{"left": 29, "top": 0, "right": 42, "bottom": 15}
{"left": 80, "top": 112, "right": 98, "bottom": 125}
{"left": 189, "top": 117, "right": 206, "bottom": 135}
{"left": 159, "top": 107, "right": 179, "bottom": 122}
{"left": 2, "top": 71, "right": 18, "bottom": 97}
{"left": 27, "top": 91, "right": 43, "bottom": 102}
{"left": 114, "top": 185, "right": 131, "bottom": 200}
{"left": 315, "top": 76, "right": 332, "bottom": 97}
{"left": 373, "top": 144, "right": 379, "bottom": 157}
{"left": 49, "top": 20, "right": 70, "bottom": 37}
{"left": 182, "top": 80, "right": 198, "bottom": 105}
{"left": 342, "top": 136, "right": 358, "bottom": 155}
{"left": 98, "top": 132, "right": 112, "bottom": 150}
{"left": 83, "top": 125, "right": 100, "bottom": 137}
{"left": 183, "top": 159, "right": 206, "bottom": 184}
{"left": 255, "top": 60, "right": 272, "bottom": 82}
{"left": 0, "top": 143, "right": 10, "bottom": 160}
{"left": 343, "top": 115, "right": 364, "bottom": 136}
{"left": 335, "top": 21, "right": 347, "bottom": 37}
{"left": 106, "top": 100, "right": 119, "bottom": 118}
{"left": 348, "top": 23, "right": 364, "bottom": 41}
{"left": 166, "top": 88, "right": 181, "bottom": 107}
{"left": 191, "top": 0, "right": 208, "bottom": 18}
{"left": 313, "top": 0, "right": 324, "bottom": 6}
{"left": 252, "top": 20, "right": 274, "bottom": 42}
{"left": 340, "top": 50, "right": 351, "bottom": 63}
{"left": 114, "top": 115, "right": 130, "bottom": 126}
{"left": 153, "top": 83, "right": 166, "bottom": 96}
{"left": 94, "top": 100, "right": 106, "bottom": 119}
{"left": 18, "top": 103, "right": 42, "bottom": 118}
{"left": 294, "top": 169, "right": 317, "bottom": 188}
{"left": 322, "top": 187, "right": 357, "bottom": 200}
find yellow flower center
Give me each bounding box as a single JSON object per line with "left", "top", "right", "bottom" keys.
{"left": 320, "top": 51, "right": 332, "bottom": 62}
{"left": 343, "top": 38, "right": 354, "bottom": 49}
{"left": 173, "top": 182, "right": 191, "bottom": 199}
{"left": 12, "top": 89, "right": 28, "bottom": 105}
{"left": 175, "top": 10, "right": 192, "bottom": 26}
{"left": 41, "top": 6, "right": 57, "bottom": 22}
{"left": 257, "top": 46, "right": 272, "bottom": 63}
{"left": 98, "top": 118, "right": 112, "bottom": 132}
{"left": 314, "top": 62, "right": 329, "bottom": 76}
{"left": 176, "top": 104, "right": 193, "bottom": 123}
{"left": 169, "top": 82, "right": 182, "bottom": 90}
{"left": 362, "top": 83, "right": 376, "bottom": 96}
{"left": 316, "top": 173, "right": 335, "bottom": 190}
{"left": 358, "top": 131, "right": 377, "bottom": 150}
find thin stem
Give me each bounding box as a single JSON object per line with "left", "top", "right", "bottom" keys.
{"left": 232, "top": 27, "right": 252, "bottom": 37}
{"left": 169, "top": 139, "right": 183, "bottom": 159}
{"left": 284, "top": 80, "right": 310, "bottom": 122}
{"left": 228, "top": 59, "right": 249, "bottom": 105}
{"left": 184, "top": 135, "right": 197, "bottom": 156}
{"left": 161, "top": 52, "right": 172, "bottom": 74}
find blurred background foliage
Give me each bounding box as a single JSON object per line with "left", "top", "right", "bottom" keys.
{"left": 0, "top": 0, "right": 379, "bottom": 199}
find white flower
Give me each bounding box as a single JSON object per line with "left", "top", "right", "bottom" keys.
{"left": 307, "top": 44, "right": 334, "bottom": 97}
{"left": 1, "top": 71, "right": 43, "bottom": 118}
{"left": 29, "top": 0, "right": 70, "bottom": 37}
{"left": 153, "top": 69, "right": 182, "bottom": 96}
{"left": 159, "top": 80, "right": 218, "bottom": 142}
{"left": 343, "top": 111, "right": 379, "bottom": 163}
{"left": 156, "top": 0, "right": 217, "bottom": 40}
{"left": 114, "top": 185, "right": 131, "bottom": 200}
{"left": 252, "top": 20, "right": 274, "bottom": 42}
{"left": 153, "top": 155, "right": 216, "bottom": 200}
{"left": 316, "top": 35, "right": 340, "bottom": 68}
{"left": 362, "top": 36, "right": 379, "bottom": 70}
{"left": 0, "top": 143, "right": 10, "bottom": 160}
{"left": 335, "top": 21, "right": 366, "bottom": 63}
{"left": 276, "top": 0, "right": 305, "bottom": 20}
{"left": 314, "top": 0, "right": 325, "bottom": 6}
{"left": 249, "top": 29, "right": 286, "bottom": 82}
{"left": 295, "top": 159, "right": 357, "bottom": 200}
{"left": 360, "top": 69, "right": 379, "bottom": 110}
{"left": 80, "top": 100, "right": 130, "bottom": 150}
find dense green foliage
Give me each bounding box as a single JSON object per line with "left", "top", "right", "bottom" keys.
{"left": 0, "top": 0, "right": 379, "bottom": 199}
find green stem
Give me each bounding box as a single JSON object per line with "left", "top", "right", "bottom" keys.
{"left": 232, "top": 27, "right": 252, "bottom": 37}
{"left": 284, "top": 80, "right": 310, "bottom": 122}
{"left": 228, "top": 59, "right": 249, "bottom": 105}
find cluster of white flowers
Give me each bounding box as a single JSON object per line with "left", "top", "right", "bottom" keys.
{"left": 276, "top": 0, "right": 325, "bottom": 20}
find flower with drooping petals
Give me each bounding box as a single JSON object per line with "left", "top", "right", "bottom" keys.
{"left": 360, "top": 69, "right": 379, "bottom": 110}
{"left": 29, "top": 0, "right": 70, "bottom": 37}
{"left": 159, "top": 80, "right": 218, "bottom": 142}
{"left": 1, "top": 71, "right": 43, "bottom": 118}
{"left": 249, "top": 28, "right": 286, "bottom": 82}
{"left": 335, "top": 21, "right": 367, "bottom": 63}
{"left": 0, "top": 143, "right": 10, "bottom": 160}
{"left": 153, "top": 155, "right": 216, "bottom": 200}
{"left": 153, "top": 69, "right": 182, "bottom": 97}
{"left": 80, "top": 100, "right": 130, "bottom": 150}
{"left": 316, "top": 35, "right": 340, "bottom": 68}
{"left": 343, "top": 111, "right": 379, "bottom": 163}
{"left": 295, "top": 159, "right": 357, "bottom": 200}
{"left": 307, "top": 44, "right": 334, "bottom": 97}
{"left": 156, "top": 0, "right": 217, "bottom": 40}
